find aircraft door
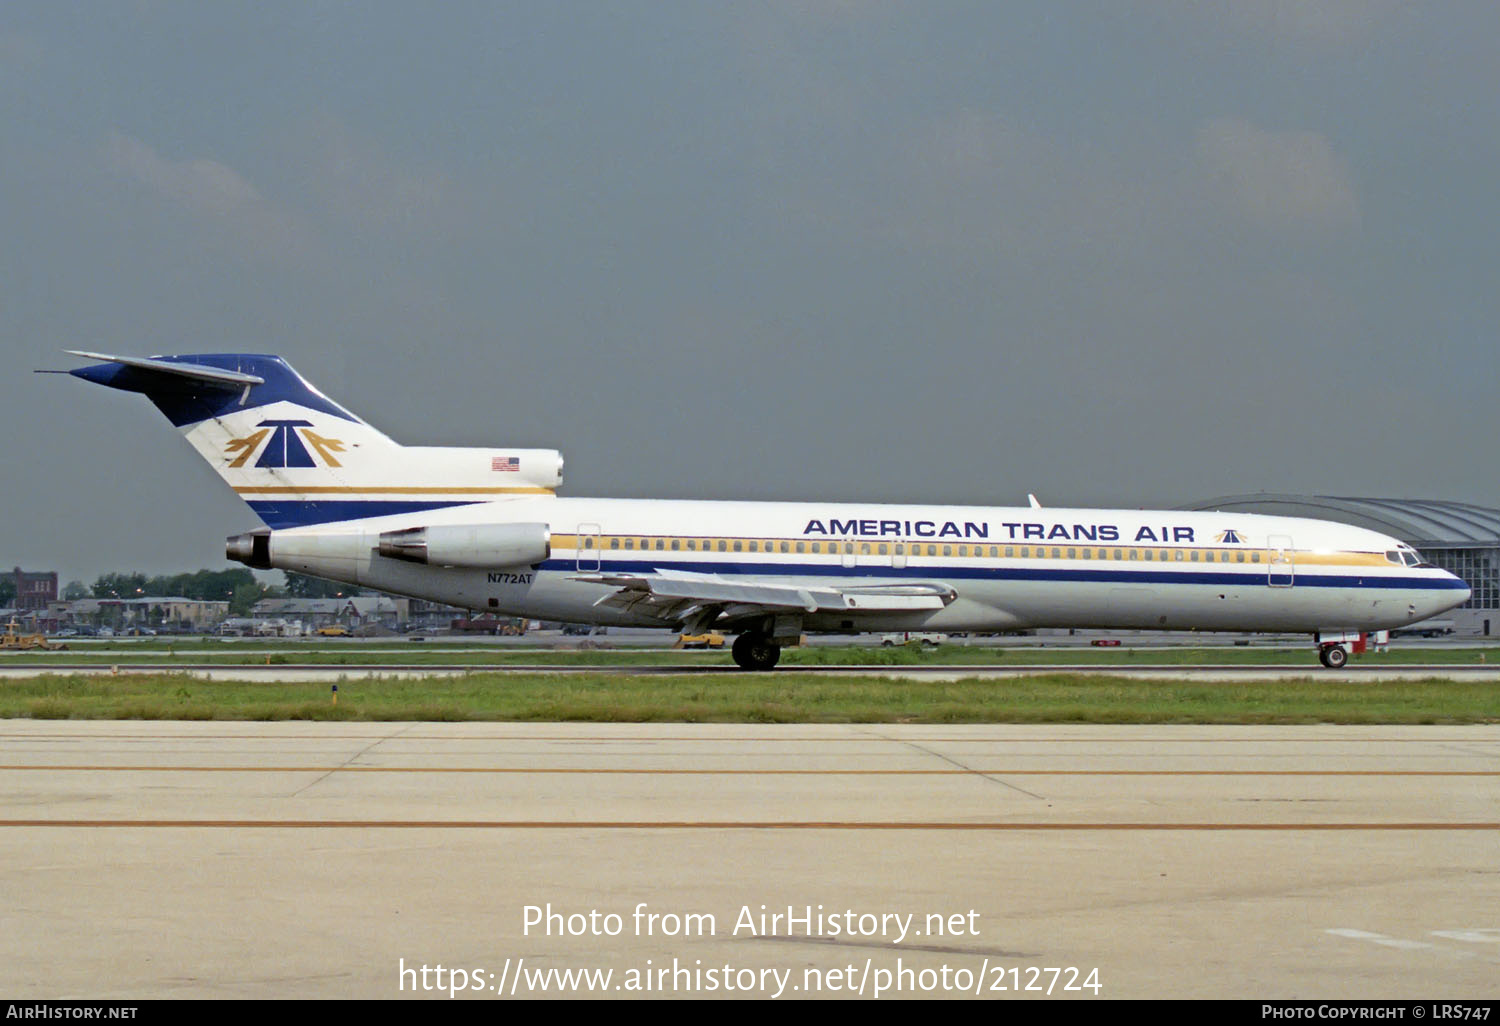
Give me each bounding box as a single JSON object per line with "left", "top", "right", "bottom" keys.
{"left": 577, "top": 523, "right": 602, "bottom": 572}
{"left": 1267, "top": 534, "right": 1294, "bottom": 587}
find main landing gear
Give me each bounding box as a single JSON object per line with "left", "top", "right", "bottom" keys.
{"left": 732, "top": 631, "right": 781, "bottom": 671}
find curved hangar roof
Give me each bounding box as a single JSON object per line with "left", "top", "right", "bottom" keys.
{"left": 1181, "top": 495, "right": 1500, "bottom": 548}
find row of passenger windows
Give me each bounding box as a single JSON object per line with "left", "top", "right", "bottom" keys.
{"left": 579, "top": 536, "right": 1265, "bottom": 563}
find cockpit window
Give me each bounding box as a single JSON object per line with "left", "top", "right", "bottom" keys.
{"left": 1390, "top": 548, "right": 1427, "bottom": 568}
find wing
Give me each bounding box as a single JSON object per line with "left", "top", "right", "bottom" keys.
{"left": 572, "top": 567, "right": 955, "bottom": 624}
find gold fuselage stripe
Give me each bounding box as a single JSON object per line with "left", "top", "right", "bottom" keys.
{"left": 551, "top": 533, "right": 1394, "bottom": 569}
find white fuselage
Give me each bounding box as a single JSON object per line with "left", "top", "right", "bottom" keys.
{"left": 267, "top": 496, "right": 1469, "bottom": 634}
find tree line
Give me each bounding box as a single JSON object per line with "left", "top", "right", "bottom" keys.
{"left": 5, "top": 568, "right": 361, "bottom": 617}
{"left": 76, "top": 570, "right": 362, "bottom": 616}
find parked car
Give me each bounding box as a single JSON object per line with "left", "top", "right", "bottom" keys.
{"left": 880, "top": 632, "right": 947, "bottom": 647}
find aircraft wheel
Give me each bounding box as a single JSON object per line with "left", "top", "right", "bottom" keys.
{"left": 732, "top": 632, "right": 781, "bottom": 670}
{"left": 1319, "top": 644, "right": 1348, "bottom": 669}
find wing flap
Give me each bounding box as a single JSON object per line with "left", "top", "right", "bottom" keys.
{"left": 574, "top": 568, "right": 954, "bottom": 620}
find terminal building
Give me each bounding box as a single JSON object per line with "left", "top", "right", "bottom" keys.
{"left": 1185, "top": 495, "right": 1500, "bottom": 636}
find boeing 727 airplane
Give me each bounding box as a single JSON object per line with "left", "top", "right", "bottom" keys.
{"left": 62, "top": 352, "right": 1470, "bottom": 669}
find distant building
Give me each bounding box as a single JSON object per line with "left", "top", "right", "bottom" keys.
{"left": 68, "top": 596, "right": 229, "bottom": 629}
{"left": 252, "top": 595, "right": 408, "bottom": 627}
{"left": 1185, "top": 495, "right": 1500, "bottom": 636}
{"left": 11, "top": 568, "right": 57, "bottom": 612}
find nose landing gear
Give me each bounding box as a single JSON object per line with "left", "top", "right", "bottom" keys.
{"left": 1318, "top": 644, "right": 1348, "bottom": 669}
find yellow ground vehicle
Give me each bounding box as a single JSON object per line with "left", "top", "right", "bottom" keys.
{"left": 1, "top": 620, "right": 63, "bottom": 651}
{"left": 315, "top": 625, "right": 350, "bottom": 637}
{"left": 675, "top": 631, "right": 725, "bottom": 649}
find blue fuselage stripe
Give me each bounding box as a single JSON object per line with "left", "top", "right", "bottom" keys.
{"left": 544, "top": 557, "right": 1467, "bottom": 592}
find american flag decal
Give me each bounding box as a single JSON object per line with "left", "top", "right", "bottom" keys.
{"left": 491, "top": 456, "right": 520, "bottom": 472}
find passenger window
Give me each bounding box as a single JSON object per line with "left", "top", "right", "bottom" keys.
{"left": 1006, "top": 547, "right": 1015, "bottom": 558}
{"left": 718, "top": 540, "right": 727, "bottom": 552}
{"left": 1114, "top": 549, "right": 1123, "bottom": 560}
{"left": 878, "top": 544, "right": 888, "bottom": 555}
{"left": 610, "top": 538, "right": 620, "bottom": 549}
{"left": 780, "top": 541, "right": 789, "bottom": 553}
{"left": 927, "top": 545, "right": 937, "bottom": 556}
{"left": 861, "top": 543, "right": 871, "bottom": 555}
{"left": 1236, "top": 551, "right": 1244, "bottom": 563}
{"left": 958, "top": 546, "right": 968, "bottom": 557}
{"left": 942, "top": 546, "right": 952, "bottom": 557}
{"left": 671, "top": 539, "right": 680, "bottom": 551}
{"left": 1251, "top": 552, "right": 1261, "bottom": 563}
{"left": 624, "top": 538, "right": 634, "bottom": 550}
{"left": 796, "top": 542, "right": 805, "bottom": 553}
{"left": 1143, "top": 550, "right": 1152, "bottom": 561}
{"left": 1174, "top": 550, "right": 1183, "bottom": 561}
{"left": 1052, "top": 548, "right": 1061, "bottom": 558}
{"left": 1190, "top": 551, "right": 1199, "bottom": 562}
{"left": 734, "top": 541, "right": 743, "bottom": 552}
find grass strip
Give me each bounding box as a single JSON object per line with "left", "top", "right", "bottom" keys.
{"left": 12, "top": 643, "right": 1500, "bottom": 668}
{"left": 4, "top": 672, "right": 1497, "bottom": 723}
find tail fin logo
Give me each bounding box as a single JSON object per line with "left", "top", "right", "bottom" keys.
{"left": 226, "top": 420, "right": 346, "bottom": 469}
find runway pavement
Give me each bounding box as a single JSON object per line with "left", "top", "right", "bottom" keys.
{"left": 1, "top": 721, "right": 1497, "bottom": 999}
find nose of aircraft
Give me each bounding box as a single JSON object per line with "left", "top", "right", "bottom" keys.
{"left": 1425, "top": 570, "right": 1470, "bottom": 618}
{"left": 1453, "top": 573, "right": 1472, "bottom": 607}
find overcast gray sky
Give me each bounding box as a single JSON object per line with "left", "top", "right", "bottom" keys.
{"left": 3, "top": 2, "right": 1497, "bottom": 584}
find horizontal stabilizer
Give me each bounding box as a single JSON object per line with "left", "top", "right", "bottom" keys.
{"left": 65, "top": 350, "right": 265, "bottom": 389}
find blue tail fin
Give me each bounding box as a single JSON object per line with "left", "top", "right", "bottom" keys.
{"left": 67, "top": 352, "right": 563, "bottom": 528}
